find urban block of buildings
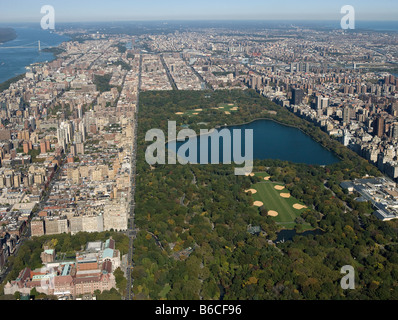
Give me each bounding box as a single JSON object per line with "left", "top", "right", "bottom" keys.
{"left": 4, "top": 237, "right": 122, "bottom": 297}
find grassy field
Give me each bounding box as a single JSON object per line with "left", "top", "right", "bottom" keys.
{"left": 216, "top": 102, "right": 239, "bottom": 113}
{"left": 175, "top": 102, "right": 239, "bottom": 116}
{"left": 252, "top": 172, "right": 270, "bottom": 179}
{"left": 175, "top": 108, "right": 204, "bottom": 116}
{"left": 249, "top": 174, "right": 311, "bottom": 230}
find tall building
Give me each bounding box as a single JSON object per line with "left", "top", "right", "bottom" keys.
{"left": 316, "top": 95, "right": 322, "bottom": 110}
{"left": 291, "top": 88, "right": 304, "bottom": 105}
{"left": 23, "top": 141, "right": 30, "bottom": 154}
{"left": 392, "top": 123, "right": 398, "bottom": 139}
{"left": 44, "top": 218, "right": 59, "bottom": 235}
{"left": 40, "top": 141, "right": 47, "bottom": 154}
{"left": 31, "top": 219, "right": 45, "bottom": 237}
{"left": 343, "top": 129, "right": 351, "bottom": 146}
{"left": 46, "top": 140, "right": 51, "bottom": 151}
{"left": 76, "top": 142, "right": 85, "bottom": 155}
{"left": 321, "top": 97, "right": 329, "bottom": 109}
{"left": 103, "top": 201, "right": 128, "bottom": 232}
{"left": 373, "top": 116, "right": 385, "bottom": 138}
{"left": 77, "top": 104, "right": 83, "bottom": 119}
{"left": 79, "top": 120, "right": 86, "bottom": 142}
{"left": 57, "top": 121, "right": 74, "bottom": 150}
{"left": 290, "top": 62, "right": 295, "bottom": 73}
{"left": 343, "top": 107, "right": 350, "bottom": 124}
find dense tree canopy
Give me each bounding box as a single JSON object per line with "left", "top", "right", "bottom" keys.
{"left": 131, "top": 90, "right": 398, "bottom": 300}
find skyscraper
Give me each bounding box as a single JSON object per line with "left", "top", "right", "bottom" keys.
{"left": 321, "top": 97, "right": 329, "bottom": 109}
{"left": 316, "top": 95, "right": 322, "bottom": 110}
{"left": 373, "top": 116, "right": 385, "bottom": 138}
{"left": 343, "top": 107, "right": 350, "bottom": 124}
{"left": 291, "top": 88, "right": 304, "bottom": 105}
{"left": 78, "top": 104, "right": 83, "bottom": 119}
{"left": 392, "top": 123, "right": 398, "bottom": 139}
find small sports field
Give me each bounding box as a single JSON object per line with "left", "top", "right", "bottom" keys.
{"left": 174, "top": 103, "right": 239, "bottom": 117}
{"left": 216, "top": 103, "right": 239, "bottom": 114}
{"left": 175, "top": 108, "right": 203, "bottom": 116}
{"left": 245, "top": 173, "right": 310, "bottom": 229}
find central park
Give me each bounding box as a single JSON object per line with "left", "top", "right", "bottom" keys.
{"left": 128, "top": 89, "right": 398, "bottom": 300}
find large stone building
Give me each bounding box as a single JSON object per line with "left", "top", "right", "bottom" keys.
{"left": 4, "top": 238, "right": 120, "bottom": 297}
{"left": 69, "top": 214, "right": 104, "bottom": 235}
{"left": 44, "top": 217, "right": 69, "bottom": 235}
{"left": 103, "top": 201, "right": 128, "bottom": 232}
{"left": 31, "top": 218, "right": 45, "bottom": 237}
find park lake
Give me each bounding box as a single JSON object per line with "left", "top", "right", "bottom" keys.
{"left": 167, "top": 119, "right": 340, "bottom": 165}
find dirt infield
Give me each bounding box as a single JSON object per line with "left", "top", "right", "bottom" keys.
{"left": 268, "top": 210, "right": 279, "bottom": 217}
{"left": 280, "top": 193, "right": 291, "bottom": 198}
{"left": 245, "top": 189, "right": 257, "bottom": 194}
{"left": 253, "top": 201, "right": 264, "bottom": 207}
{"left": 293, "top": 204, "right": 307, "bottom": 210}
{"left": 274, "top": 185, "right": 285, "bottom": 191}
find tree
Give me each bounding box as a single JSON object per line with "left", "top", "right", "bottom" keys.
{"left": 14, "top": 291, "right": 21, "bottom": 300}
{"left": 114, "top": 267, "right": 127, "bottom": 295}
{"left": 30, "top": 287, "right": 39, "bottom": 299}
{"left": 96, "top": 288, "right": 121, "bottom": 300}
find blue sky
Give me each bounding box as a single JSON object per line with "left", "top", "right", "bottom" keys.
{"left": 0, "top": 0, "right": 397, "bottom": 22}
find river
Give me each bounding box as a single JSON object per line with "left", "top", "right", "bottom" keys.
{"left": 0, "top": 26, "right": 69, "bottom": 83}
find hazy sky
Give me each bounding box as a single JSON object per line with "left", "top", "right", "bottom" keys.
{"left": 0, "top": 0, "right": 397, "bottom": 23}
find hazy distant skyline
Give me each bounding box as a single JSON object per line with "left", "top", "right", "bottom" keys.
{"left": 0, "top": 0, "right": 397, "bottom": 23}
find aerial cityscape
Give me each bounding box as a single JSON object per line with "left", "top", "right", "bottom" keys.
{"left": 0, "top": 0, "right": 397, "bottom": 308}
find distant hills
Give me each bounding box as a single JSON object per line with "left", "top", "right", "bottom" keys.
{"left": 0, "top": 28, "right": 17, "bottom": 44}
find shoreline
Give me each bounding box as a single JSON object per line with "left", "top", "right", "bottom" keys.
{"left": 0, "top": 41, "right": 66, "bottom": 85}
{"left": 0, "top": 74, "right": 26, "bottom": 93}
{"left": 0, "top": 28, "right": 70, "bottom": 85}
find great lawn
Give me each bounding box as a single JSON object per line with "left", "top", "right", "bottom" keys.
{"left": 250, "top": 173, "right": 312, "bottom": 230}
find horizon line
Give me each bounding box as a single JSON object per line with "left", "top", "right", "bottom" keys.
{"left": 1, "top": 18, "right": 398, "bottom": 24}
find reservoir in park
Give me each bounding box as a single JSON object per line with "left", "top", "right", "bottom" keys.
{"left": 167, "top": 119, "right": 340, "bottom": 165}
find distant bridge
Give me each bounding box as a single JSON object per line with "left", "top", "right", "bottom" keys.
{"left": 0, "top": 40, "right": 53, "bottom": 51}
